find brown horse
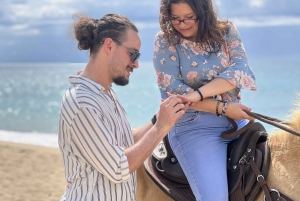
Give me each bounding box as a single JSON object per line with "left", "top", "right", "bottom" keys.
{"left": 136, "top": 101, "right": 300, "bottom": 201}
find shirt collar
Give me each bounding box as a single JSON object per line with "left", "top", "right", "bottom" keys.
{"left": 69, "top": 74, "right": 107, "bottom": 95}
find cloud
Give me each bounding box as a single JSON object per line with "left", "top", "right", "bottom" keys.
{"left": 5, "top": 1, "right": 77, "bottom": 22}
{"left": 0, "top": 0, "right": 298, "bottom": 37}
{"left": 0, "top": 0, "right": 300, "bottom": 62}
{"left": 231, "top": 16, "right": 300, "bottom": 27}
{"left": 249, "top": 0, "right": 267, "bottom": 8}
{"left": 11, "top": 24, "right": 40, "bottom": 35}
{"left": 217, "top": 0, "right": 300, "bottom": 18}
{"left": 0, "top": 0, "right": 299, "bottom": 41}
{"left": 0, "top": 24, "right": 40, "bottom": 36}
{"left": 0, "top": 0, "right": 78, "bottom": 37}
{"left": 134, "top": 22, "right": 159, "bottom": 30}
{"left": 0, "top": 0, "right": 161, "bottom": 37}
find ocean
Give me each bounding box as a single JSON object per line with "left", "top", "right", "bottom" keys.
{"left": 0, "top": 58, "right": 299, "bottom": 147}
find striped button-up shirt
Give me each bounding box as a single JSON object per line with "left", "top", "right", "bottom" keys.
{"left": 58, "top": 75, "right": 136, "bottom": 201}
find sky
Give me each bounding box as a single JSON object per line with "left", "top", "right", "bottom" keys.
{"left": 0, "top": 0, "right": 300, "bottom": 63}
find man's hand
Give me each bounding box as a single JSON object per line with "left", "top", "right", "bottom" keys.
{"left": 124, "top": 96, "right": 189, "bottom": 173}
{"left": 175, "top": 91, "right": 200, "bottom": 103}
{"left": 166, "top": 91, "right": 196, "bottom": 106}
{"left": 156, "top": 95, "right": 189, "bottom": 134}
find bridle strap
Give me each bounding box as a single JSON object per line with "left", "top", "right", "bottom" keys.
{"left": 221, "top": 111, "right": 300, "bottom": 139}
{"left": 244, "top": 110, "right": 300, "bottom": 137}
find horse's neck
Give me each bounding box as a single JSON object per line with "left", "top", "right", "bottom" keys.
{"left": 269, "top": 130, "right": 300, "bottom": 150}
{"left": 265, "top": 129, "right": 300, "bottom": 200}
{"left": 268, "top": 109, "right": 300, "bottom": 149}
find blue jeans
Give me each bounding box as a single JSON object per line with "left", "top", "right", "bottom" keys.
{"left": 168, "top": 110, "right": 248, "bottom": 201}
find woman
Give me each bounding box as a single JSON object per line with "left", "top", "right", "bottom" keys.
{"left": 152, "top": 0, "right": 257, "bottom": 200}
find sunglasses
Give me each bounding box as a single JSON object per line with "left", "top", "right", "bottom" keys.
{"left": 111, "top": 39, "right": 140, "bottom": 63}
{"left": 119, "top": 44, "right": 141, "bottom": 63}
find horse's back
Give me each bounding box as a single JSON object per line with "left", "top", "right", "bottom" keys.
{"left": 137, "top": 165, "right": 173, "bottom": 201}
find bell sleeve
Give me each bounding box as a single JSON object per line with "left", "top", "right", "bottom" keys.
{"left": 152, "top": 32, "right": 191, "bottom": 99}
{"left": 217, "top": 22, "right": 257, "bottom": 91}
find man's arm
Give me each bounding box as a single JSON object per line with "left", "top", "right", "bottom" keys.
{"left": 125, "top": 96, "right": 189, "bottom": 174}
{"left": 132, "top": 121, "right": 153, "bottom": 143}
{"left": 70, "top": 96, "right": 187, "bottom": 182}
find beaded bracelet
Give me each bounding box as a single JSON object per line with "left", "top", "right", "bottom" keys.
{"left": 216, "top": 100, "right": 222, "bottom": 117}
{"left": 194, "top": 88, "right": 203, "bottom": 101}
{"left": 221, "top": 100, "right": 229, "bottom": 116}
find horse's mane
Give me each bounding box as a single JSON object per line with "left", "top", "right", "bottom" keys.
{"left": 288, "top": 99, "right": 300, "bottom": 132}
{"left": 268, "top": 96, "right": 300, "bottom": 149}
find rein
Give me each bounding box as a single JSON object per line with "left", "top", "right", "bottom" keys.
{"left": 221, "top": 110, "right": 300, "bottom": 139}
{"left": 244, "top": 110, "right": 300, "bottom": 137}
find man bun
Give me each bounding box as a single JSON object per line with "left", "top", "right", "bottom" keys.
{"left": 72, "top": 13, "right": 138, "bottom": 56}
{"left": 73, "top": 15, "right": 98, "bottom": 50}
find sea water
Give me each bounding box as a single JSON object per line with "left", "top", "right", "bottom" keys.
{"left": 0, "top": 58, "right": 299, "bottom": 147}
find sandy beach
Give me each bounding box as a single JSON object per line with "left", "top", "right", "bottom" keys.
{"left": 0, "top": 140, "right": 168, "bottom": 201}
{"left": 0, "top": 141, "right": 65, "bottom": 201}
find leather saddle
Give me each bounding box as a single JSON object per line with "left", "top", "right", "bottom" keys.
{"left": 144, "top": 137, "right": 195, "bottom": 200}
{"left": 144, "top": 111, "right": 300, "bottom": 201}
{"left": 144, "top": 121, "right": 264, "bottom": 201}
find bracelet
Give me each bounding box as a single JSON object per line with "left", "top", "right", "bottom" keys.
{"left": 194, "top": 88, "right": 203, "bottom": 101}
{"left": 222, "top": 101, "right": 228, "bottom": 116}
{"left": 216, "top": 100, "right": 222, "bottom": 117}
{"left": 151, "top": 114, "right": 157, "bottom": 125}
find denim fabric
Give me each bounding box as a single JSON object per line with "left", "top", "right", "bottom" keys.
{"left": 168, "top": 110, "right": 248, "bottom": 201}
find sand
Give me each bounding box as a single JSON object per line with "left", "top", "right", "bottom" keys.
{"left": 0, "top": 141, "right": 65, "bottom": 201}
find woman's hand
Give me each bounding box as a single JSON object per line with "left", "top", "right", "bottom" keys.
{"left": 167, "top": 90, "right": 199, "bottom": 104}
{"left": 225, "top": 102, "right": 255, "bottom": 121}
{"left": 166, "top": 92, "right": 254, "bottom": 121}
{"left": 166, "top": 92, "right": 193, "bottom": 106}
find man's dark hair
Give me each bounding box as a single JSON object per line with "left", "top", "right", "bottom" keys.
{"left": 73, "top": 13, "right": 138, "bottom": 56}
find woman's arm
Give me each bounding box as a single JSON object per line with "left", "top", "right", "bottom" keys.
{"left": 167, "top": 90, "right": 254, "bottom": 121}
{"left": 153, "top": 32, "right": 192, "bottom": 99}
{"left": 190, "top": 98, "right": 254, "bottom": 120}
{"left": 178, "top": 22, "right": 257, "bottom": 103}
{"left": 178, "top": 78, "right": 236, "bottom": 103}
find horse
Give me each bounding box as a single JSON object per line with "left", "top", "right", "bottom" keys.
{"left": 136, "top": 100, "right": 300, "bottom": 201}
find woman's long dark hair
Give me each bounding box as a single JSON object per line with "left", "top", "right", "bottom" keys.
{"left": 159, "top": 0, "right": 230, "bottom": 53}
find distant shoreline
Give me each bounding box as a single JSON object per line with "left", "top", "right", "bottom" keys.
{"left": 0, "top": 130, "right": 58, "bottom": 148}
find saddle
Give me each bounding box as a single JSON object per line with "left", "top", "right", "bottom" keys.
{"left": 144, "top": 111, "right": 300, "bottom": 201}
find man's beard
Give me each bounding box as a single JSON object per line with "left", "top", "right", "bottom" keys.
{"left": 113, "top": 76, "right": 129, "bottom": 86}
{"left": 108, "top": 54, "right": 131, "bottom": 86}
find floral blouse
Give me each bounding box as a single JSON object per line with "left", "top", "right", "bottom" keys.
{"left": 153, "top": 22, "right": 256, "bottom": 102}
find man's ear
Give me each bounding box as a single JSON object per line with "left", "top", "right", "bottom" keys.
{"left": 102, "top": 38, "right": 114, "bottom": 53}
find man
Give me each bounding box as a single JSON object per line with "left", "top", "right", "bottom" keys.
{"left": 58, "top": 13, "right": 188, "bottom": 201}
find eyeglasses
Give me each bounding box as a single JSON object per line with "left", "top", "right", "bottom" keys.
{"left": 119, "top": 44, "right": 141, "bottom": 63}
{"left": 170, "top": 18, "right": 198, "bottom": 25}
